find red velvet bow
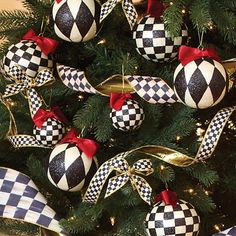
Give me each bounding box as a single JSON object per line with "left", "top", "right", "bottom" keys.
{"left": 56, "top": 0, "right": 62, "bottom": 2}
{"left": 147, "top": 0, "right": 167, "bottom": 18}
{"left": 178, "top": 46, "right": 221, "bottom": 66}
{"left": 33, "top": 107, "right": 68, "bottom": 128}
{"left": 110, "top": 93, "right": 133, "bottom": 111}
{"left": 155, "top": 189, "right": 178, "bottom": 208}
{"left": 59, "top": 128, "right": 98, "bottom": 159}
{"left": 22, "top": 29, "right": 59, "bottom": 56}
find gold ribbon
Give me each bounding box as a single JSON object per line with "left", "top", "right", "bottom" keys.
{"left": 83, "top": 156, "right": 153, "bottom": 204}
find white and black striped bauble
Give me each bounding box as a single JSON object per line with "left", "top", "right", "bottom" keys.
{"left": 110, "top": 99, "right": 145, "bottom": 131}
{"left": 33, "top": 118, "right": 66, "bottom": 147}
{"left": 173, "top": 58, "right": 228, "bottom": 109}
{"left": 52, "top": 0, "right": 101, "bottom": 42}
{"left": 133, "top": 16, "right": 188, "bottom": 63}
{"left": 47, "top": 143, "right": 98, "bottom": 191}
{"left": 3, "top": 40, "right": 53, "bottom": 79}
{"left": 145, "top": 199, "right": 200, "bottom": 236}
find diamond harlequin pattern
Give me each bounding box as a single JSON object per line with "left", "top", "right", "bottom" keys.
{"left": 33, "top": 118, "right": 66, "bottom": 147}
{"left": 47, "top": 143, "right": 98, "bottom": 192}
{"left": 110, "top": 99, "right": 145, "bottom": 131}
{"left": 174, "top": 58, "right": 228, "bottom": 109}
{"left": 145, "top": 200, "right": 200, "bottom": 236}
{"left": 0, "top": 168, "right": 68, "bottom": 235}
{"left": 53, "top": 0, "right": 101, "bottom": 42}
{"left": 3, "top": 41, "right": 53, "bottom": 78}
{"left": 133, "top": 16, "right": 188, "bottom": 63}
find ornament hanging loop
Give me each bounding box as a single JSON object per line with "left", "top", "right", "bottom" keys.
{"left": 197, "top": 24, "right": 205, "bottom": 50}
{"left": 39, "top": 15, "right": 50, "bottom": 36}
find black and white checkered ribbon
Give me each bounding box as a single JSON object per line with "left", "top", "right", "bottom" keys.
{"left": 8, "top": 134, "right": 49, "bottom": 149}
{"left": 3, "top": 65, "right": 55, "bottom": 117}
{"left": 100, "top": 0, "right": 137, "bottom": 30}
{"left": 213, "top": 226, "right": 236, "bottom": 236}
{"left": 0, "top": 167, "right": 69, "bottom": 235}
{"left": 83, "top": 155, "right": 153, "bottom": 205}
{"left": 57, "top": 64, "right": 178, "bottom": 104}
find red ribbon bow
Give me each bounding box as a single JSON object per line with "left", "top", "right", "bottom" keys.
{"left": 147, "top": 0, "right": 167, "bottom": 18}
{"left": 22, "top": 29, "right": 59, "bottom": 56}
{"left": 59, "top": 128, "right": 98, "bottom": 159}
{"left": 56, "top": 0, "right": 62, "bottom": 2}
{"left": 155, "top": 189, "right": 178, "bottom": 208}
{"left": 178, "top": 46, "right": 221, "bottom": 66}
{"left": 110, "top": 93, "right": 133, "bottom": 111}
{"left": 33, "top": 107, "right": 68, "bottom": 128}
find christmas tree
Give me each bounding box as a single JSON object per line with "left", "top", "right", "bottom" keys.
{"left": 0, "top": 0, "right": 235, "bottom": 236}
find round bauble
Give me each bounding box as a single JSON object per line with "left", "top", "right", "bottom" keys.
{"left": 33, "top": 118, "right": 66, "bottom": 147}
{"left": 173, "top": 57, "right": 228, "bottom": 109}
{"left": 110, "top": 99, "right": 145, "bottom": 131}
{"left": 47, "top": 142, "right": 98, "bottom": 191}
{"left": 145, "top": 199, "right": 200, "bottom": 236}
{"left": 52, "top": 0, "right": 101, "bottom": 42}
{"left": 133, "top": 16, "right": 188, "bottom": 63}
{"left": 3, "top": 40, "right": 53, "bottom": 79}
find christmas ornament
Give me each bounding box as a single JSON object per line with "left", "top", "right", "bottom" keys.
{"left": 52, "top": 0, "right": 101, "bottom": 42}
{"left": 3, "top": 29, "right": 58, "bottom": 79}
{"left": 33, "top": 107, "right": 67, "bottom": 147}
{"left": 145, "top": 190, "right": 200, "bottom": 236}
{"left": 174, "top": 46, "right": 228, "bottom": 109}
{"left": 214, "top": 226, "right": 236, "bottom": 236}
{"left": 0, "top": 167, "right": 68, "bottom": 235}
{"left": 110, "top": 93, "right": 145, "bottom": 131}
{"left": 100, "top": 0, "right": 137, "bottom": 30}
{"left": 133, "top": 16, "right": 188, "bottom": 63}
{"left": 47, "top": 129, "right": 98, "bottom": 191}
{"left": 83, "top": 154, "right": 153, "bottom": 204}
{"left": 3, "top": 65, "right": 55, "bottom": 117}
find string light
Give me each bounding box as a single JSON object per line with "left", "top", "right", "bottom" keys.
{"left": 6, "top": 98, "right": 16, "bottom": 108}
{"left": 176, "top": 135, "right": 181, "bottom": 141}
{"left": 184, "top": 188, "right": 194, "bottom": 194}
{"left": 110, "top": 216, "right": 116, "bottom": 226}
{"left": 160, "top": 165, "right": 165, "bottom": 170}
{"left": 78, "top": 94, "right": 84, "bottom": 101}
{"left": 196, "top": 127, "right": 205, "bottom": 137}
{"left": 181, "top": 9, "right": 186, "bottom": 14}
{"left": 97, "top": 39, "right": 106, "bottom": 45}
{"left": 170, "top": 1, "right": 173, "bottom": 5}
{"left": 204, "top": 190, "right": 209, "bottom": 196}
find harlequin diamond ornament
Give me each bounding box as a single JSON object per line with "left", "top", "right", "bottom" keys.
{"left": 47, "top": 129, "right": 98, "bottom": 192}
{"left": 109, "top": 93, "right": 145, "bottom": 131}
{"left": 173, "top": 46, "right": 228, "bottom": 109}
{"left": 52, "top": 0, "right": 101, "bottom": 42}
{"left": 3, "top": 40, "right": 53, "bottom": 79}
{"left": 133, "top": 16, "right": 188, "bottom": 63}
{"left": 145, "top": 190, "right": 200, "bottom": 236}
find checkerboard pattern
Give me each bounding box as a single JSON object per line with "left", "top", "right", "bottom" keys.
{"left": 83, "top": 152, "right": 130, "bottom": 203}
{"left": 3, "top": 40, "right": 53, "bottom": 78}
{"left": 127, "top": 75, "right": 178, "bottom": 104}
{"left": 110, "top": 99, "right": 145, "bottom": 131}
{"left": 133, "top": 16, "right": 188, "bottom": 63}
{"left": 145, "top": 199, "right": 200, "bottom": 236}
{"left": 174, "top": 58, "right": 228, "bottom": 109}
{"left": 27, "top": 88, "right": 43, "bottom": 117}
{"left": 196, "top": 107, "right": 235, "bottom": 161}
{"left": 52, "top": 0, "right": 101, "bottom": 42}
{"left": 33, "top": 118, "right": 66, "bottom": 147}
{"left": 8, "top": 135, "right": 43, "bottom": 148}
{"left": 57, "top": 64, "right": 97, "bottom": 94}
{"left": 0, "top": 167, "right": 68, "bottom": 235}
{"left": 100, "top": 0, "right": 137, "bottom": 29}
{"left": 122, "top": 0, "right": 137, "bottom": 29}
{"left": 214, "top": 226, "right": 236, "bottom": 236}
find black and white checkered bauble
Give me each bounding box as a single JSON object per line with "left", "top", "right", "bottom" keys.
{"left": 133, "top": 16, "right": 188, "bottom": 63}
{"left": 33, "top": 118, "right": 66, "bottom": 147}
{"left": 3, "top": 40, "right": 53, "bottom": 79}
{"left": 110, "top": 99, "right": 145, "bottom": 131}
{"left": 47, "top": 142, "right": 98, "bottom": 191}
{"left": 145, "top": 199, "right": 200, "bottom": 236}
{"left": 52, "top": 0, "right": 101, "bottom": 42}
{"left": 173, "top": 58, "right": 228, "bottom": 109}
